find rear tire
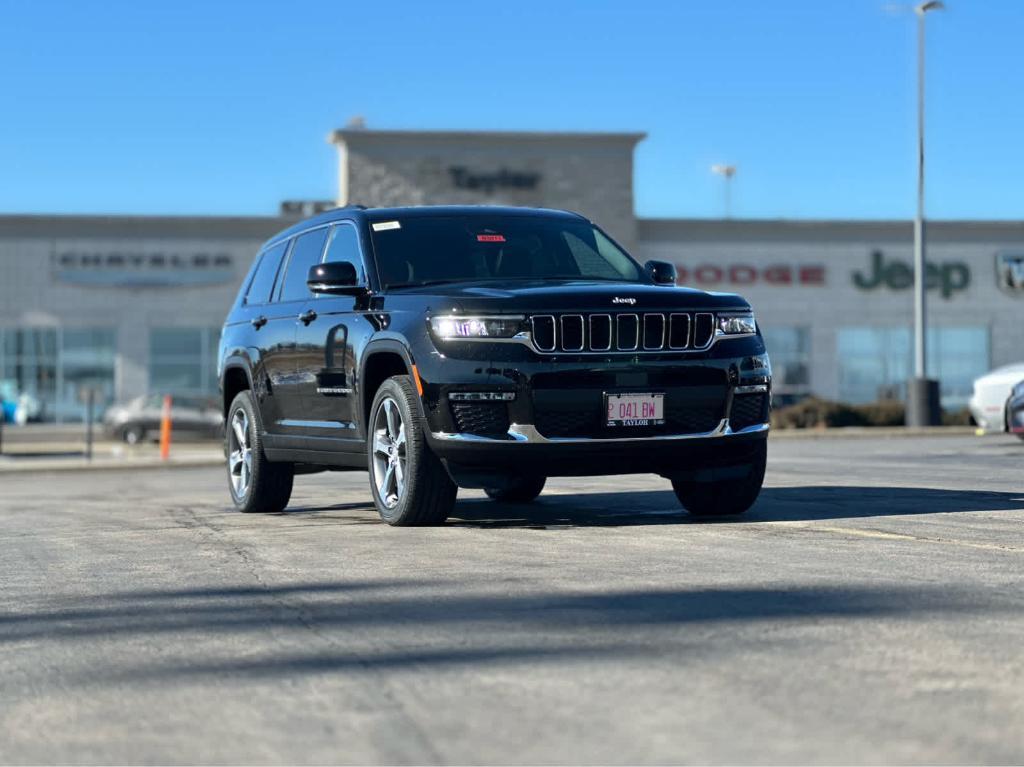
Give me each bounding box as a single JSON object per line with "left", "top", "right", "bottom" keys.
{"left": 226, "top": 390, "right": 294, "bottom": 513}
{"left": 672, "top": 440, "right": 767, "bottom": 517}
{"left": 484, "top": 475, "right": 546, "bottom": 503}
{"left": 368, "top": 375, "right": 457, "bottom": 526}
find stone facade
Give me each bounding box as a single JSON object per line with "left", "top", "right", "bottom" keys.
{"left": 331, "top": 129, "right": 644, "bottom": 252}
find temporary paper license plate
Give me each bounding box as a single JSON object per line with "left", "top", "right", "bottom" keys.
{"left": 605, "top": 392, "right": 665, "bottom": 428}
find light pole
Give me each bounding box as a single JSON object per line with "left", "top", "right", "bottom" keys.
{"left": 711, "top": 164, "right": 736, "bottom": 219}
{"left": 907, "top": 0, "right": 944, "bottom": 427}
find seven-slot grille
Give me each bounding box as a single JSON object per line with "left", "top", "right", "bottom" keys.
{"left": 530, "top": 312, "right": 715, "bottom": 353}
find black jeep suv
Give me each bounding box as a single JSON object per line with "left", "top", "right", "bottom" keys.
{"left": 218, "top": 205, "right": 770, "bottom": 525}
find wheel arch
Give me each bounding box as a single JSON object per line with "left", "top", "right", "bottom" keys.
{"left": 360, "top": 341, "right": 417, "bottom": 434}
{"left": 221, "top": 358, "right": 255, "bottom": 418}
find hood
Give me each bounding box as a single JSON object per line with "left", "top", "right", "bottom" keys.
{"left": 975, "top": 363, "right": 1024, "bottom": 389}
{"left": 383, "top": 279, "right": 751, "bottom": 315}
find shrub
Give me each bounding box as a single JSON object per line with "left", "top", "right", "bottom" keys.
{"left": 942, "top": 407, "right": 975, "bottom": 426}
{"left": 771, "top": 397, "right": 972, "bottom": 429}
{"left": 770, "top": 397, "right": 865, "bottom": 429}
{"left": 854, "top": 399, "right": 905, "bottom": 427}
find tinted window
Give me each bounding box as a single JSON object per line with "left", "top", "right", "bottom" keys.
{"left": 562, "top": 231, "right": 626, "bottom": 280}
{"left": 245, "top": 242, "right": 287, "bottom": 305}
{"left": 368, "top": 215, "right": 642, "bottom": 290}
{"left": 323, "top": 223, "right": 366, "bottom": 284}
{"left": 279, "top": 228, "right": 330, "bottom": 302}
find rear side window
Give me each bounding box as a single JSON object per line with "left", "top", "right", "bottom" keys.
{"left": 279, "top": 228, "right": 330, "bottom": 303}
{"left": 245, "top": 241, "right": 287, "bottom": 305}
{"left": 323, "top": 223, "right": 366, "bottom": 284}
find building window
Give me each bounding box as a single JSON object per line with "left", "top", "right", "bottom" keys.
{"left": 929, "top": 327, "right": 991, "bottom": 410}
{"left": 0, "top": 328, "right": 58, "bottom": 422}
{"left": 837, "top": 326, "right": 989, "bottom": 409}
{"left": 59, "top": 328, "right": 117, "bottom": 422}
{"left": 0, "top": 327, "right": 115, "bottom": 423}
{"left": 149, "top": 327, "right": 220, "bottom": 396}
{"left": 761, "top": 326, "right": 811, "bottom": 403}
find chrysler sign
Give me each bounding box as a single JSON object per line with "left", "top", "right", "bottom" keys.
{"left": 54, "top": 249, "right": 235, "bottom": 287}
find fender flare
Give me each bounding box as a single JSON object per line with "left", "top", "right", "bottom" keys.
{"left": 220, "top": 354, "right": 257, "bottom": 413}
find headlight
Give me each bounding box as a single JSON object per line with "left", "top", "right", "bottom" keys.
{"left": 717, "top": 313, "right": 757, "bottom": 336}
{"left": 429, "top": 315, "right": 525, "bottom": 340}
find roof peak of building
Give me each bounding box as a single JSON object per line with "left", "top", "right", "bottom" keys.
{"left": 328, "top": 127, "right": 647, "bottom": 144}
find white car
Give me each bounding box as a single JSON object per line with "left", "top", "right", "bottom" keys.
{"left": 969, "top": 363, "right": 1024, "bottom": 432}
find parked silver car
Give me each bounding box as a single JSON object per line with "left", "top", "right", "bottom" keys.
{"left": 103, "top": 394, "right": 223, "bottom": 444}
{"left": 968, "top": 363, "right": 1024, "bottom": 433}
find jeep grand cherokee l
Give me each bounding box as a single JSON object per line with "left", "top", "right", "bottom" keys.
{"left": 218, "top": 206, "right": 771, "bottom": 525}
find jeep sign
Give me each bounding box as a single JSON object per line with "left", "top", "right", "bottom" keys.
{"left": 852, "top": 250, "right": 970, "bottom": 299}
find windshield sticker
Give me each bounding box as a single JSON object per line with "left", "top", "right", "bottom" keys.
{"left": 477, "top": 234, "right": 506, "bottom": 242}
{"left": 372, "top": 221, "right": 401, "bottom": 232}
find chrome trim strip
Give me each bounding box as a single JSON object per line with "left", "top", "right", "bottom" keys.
{"left": 560, "top": 314, "right": 585, "bottom": 352}
{"left": 431, "top": 420, "right": 769, "bottom": 444}
{"left": 668, "top": 313, "right": 690, "bottom": 350}
{"left": 531, "top": 315, "right": 556, "bottom": 352}
{"left": 693, "top": 312, "right": 716, "bottom": 350}
{"left": 316, "top": 386, "right": 353, "bottom": 395}
{"left": 734, "top": 384, "right": 769, "bottom": 394}
{"left": 278, "top": 419, "right": 349, "bottom": 429}
{"left": 449, "top": 391, "right": 516, "bottom": 401}
{"left": 588, "top": 314, "right": 613, "bottom": 351}
{"left": 617, "top": 313, "right": 640, "bottom": 351}
{"left": 643, "top": 313, "right": 666, "bottom": 351}
{"left": 521, "top": 311, "right": 754, "bottom": 355}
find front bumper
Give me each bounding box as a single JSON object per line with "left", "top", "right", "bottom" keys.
{"left": 968, "top": 395, "right": 1004, "bottom": 432}
{"left": 413, "top": 335, "right": 771, "bottom": 479}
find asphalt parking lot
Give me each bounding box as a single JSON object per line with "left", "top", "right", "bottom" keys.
{"left": 1, "top": 434, "right": 1022, "bottom": 764}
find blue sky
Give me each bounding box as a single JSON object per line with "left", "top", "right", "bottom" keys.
{"left": 1, "top": 0, "right": 1021, "bottom": 220}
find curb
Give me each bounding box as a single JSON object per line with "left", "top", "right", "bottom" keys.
{"left": 0, "top": 455, "right": 225, "bottom": 475}
{"left": 769, "top": 426, "right": 980, "bottom": 439}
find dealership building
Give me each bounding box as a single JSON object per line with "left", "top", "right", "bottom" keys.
{"left": 2, "top": 128, "right": 1022, "bottom": 421}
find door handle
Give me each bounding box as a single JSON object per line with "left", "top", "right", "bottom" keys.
{"left": 299, "top": 309, "right": 317, "bottom": 325}
{"left": 250, "top": 315, "right": 267, "bottom": 329}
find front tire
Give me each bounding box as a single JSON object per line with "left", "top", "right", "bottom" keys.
{"left": 226, "top": 390, "right": 294, "bottom": 513}
{"left": 122, "top": 424, "right": 146, "bottom": 445}
{"left": 368, "top": 375, "right": 457, "bottom": 526}
{"left": 672, "top": 440, "right": 767, "bottom": 517}
{"left": 484, "top": 475, "right": 546, "bottom": 503}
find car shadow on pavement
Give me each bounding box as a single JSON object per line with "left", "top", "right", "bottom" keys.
{"left": 1, "top": 580, "right": 1007, "bottom": 684}
{"left": 449, "top": 485, "right": 1024, "bottom": 527}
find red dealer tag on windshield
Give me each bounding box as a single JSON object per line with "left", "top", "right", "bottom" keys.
{"left": 477, "top": 234, "right": 505, "bottom": 242}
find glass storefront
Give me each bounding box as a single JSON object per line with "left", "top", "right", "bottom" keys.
{"left": 148, "top": 327, "right": 221, "bottom": 397}
{"left": 0, "top": 327, "right": 116, "bottom": 423}
{"left": 762, "top": 326, "right": 811, "bottom": 404}
{"left": 837, "top": 326, "right": 989, "bottom": 409}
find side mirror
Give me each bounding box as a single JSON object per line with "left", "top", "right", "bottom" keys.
{"left": 307, "top": 262, "right": 366, "bottom": 295}
{"left": 645, "top": 260, "right": 677, "bottom": 285}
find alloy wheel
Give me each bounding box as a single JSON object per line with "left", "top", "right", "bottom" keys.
{"left": 228, "top": 408, "right": 253, "bottom": 499}
{"left": 372, "top": 397, "right": 407, "bottom": 509}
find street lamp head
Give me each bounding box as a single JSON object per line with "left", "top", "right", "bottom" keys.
{"left": 915, "top": 1, "right": 945, "bottom": 15}
{"left": 711, "top": 164, "right": 736, "bottom": 178}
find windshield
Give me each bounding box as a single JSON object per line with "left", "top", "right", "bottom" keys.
{"left": 368, "top": 215, "right": 643, "bottom": 290}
